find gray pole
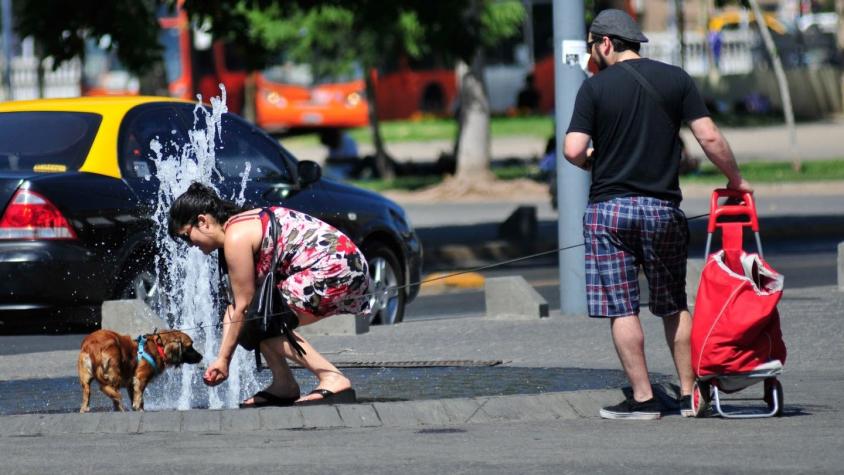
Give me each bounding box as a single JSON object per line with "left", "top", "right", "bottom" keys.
{"left": 1, "top": 0, "right": 12, "bottom": 100}
{"left": 552, "top": 0, "right": 589, "bottom": 316}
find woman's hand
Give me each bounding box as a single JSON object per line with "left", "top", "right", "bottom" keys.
{"left": 203, "top": 357, "right": 230, "bottom": 386}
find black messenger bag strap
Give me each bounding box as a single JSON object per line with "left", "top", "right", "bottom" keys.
{"left": 618, "top": 61, "right": 677, "bottom": 132}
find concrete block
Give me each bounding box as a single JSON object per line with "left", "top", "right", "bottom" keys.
{"left": 139, "top": 410, "right": 182, "bottom": 432}
{"left": 337, "top": 404, "right": 382, "bottom": 428}
{"left": 838, "top": 242, "right": 844, "bottom": 291}
{"left": 296, "top": 313, "right": 369, "bottom": 337}
{"left": 221, "top": 408, "right": 260, "bottom": 432}
{"left": 299, "top": 405, "right": 344, "bottom": 428}
{"left": 479, "top": 394, "right": 572, "bottom": 422}
{"left": 373, "top": 400, "right": 455, "bottom": 427}
{"left": 440, "top": 397, "right": 493, "bottom": 425}
{"left": 95, "top": 411, "right": 141, "bottom": 434}
{"left": 182, "top": 410, "right": 221, "bottom": 432}
{"left": 259, "top": 407, "right": 304, "bottom": 430}
{"left": 562, "top": 389, "right": 621, "bottom": 418}
{"left": 485, "top": 276, "right": 549, "bottom": 320}
{"left": 101, "top": 299, "right": 169, "bottom": 336}
{"left": 41, "top": 413, "right": 102, "bottom": 435}
{"left": 0, "top": 415, "right": 45, "bottom": 437}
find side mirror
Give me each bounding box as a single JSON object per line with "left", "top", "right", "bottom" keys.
{"left": 298, "top": 160, "right": 322, "bottom": 186}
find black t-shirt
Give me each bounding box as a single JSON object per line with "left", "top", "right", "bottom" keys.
{"left": 566, "top": 58, "right": 709, "bottom": 204}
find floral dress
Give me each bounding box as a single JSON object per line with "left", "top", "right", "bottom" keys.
{"left": 226, "top": 207, "right": 371, "bottom": 319}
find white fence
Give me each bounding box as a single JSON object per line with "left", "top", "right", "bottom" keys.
{"left": 642, "top": 29, "right": 757, "bottom": 76}
{"left": 0, "top": 55, "right": 81, "bottom": 101}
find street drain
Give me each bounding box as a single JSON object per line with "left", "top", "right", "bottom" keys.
{"left": 285, "top": 360, "right": 503, "bottom": 369}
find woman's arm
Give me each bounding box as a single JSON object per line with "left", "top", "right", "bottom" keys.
{"left": 203, "top": 220, "right": 259, "bottom": 386}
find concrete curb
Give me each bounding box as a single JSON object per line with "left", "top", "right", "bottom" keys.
{"left": 0, "top": 389, "right": 625, "bottom": 437}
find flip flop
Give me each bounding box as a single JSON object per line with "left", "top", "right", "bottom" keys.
{"left": 239, "top": 390, "right": 299, "bottom": 408}
{"left": 295, "top": 388, "right": 357, "bottom": 406}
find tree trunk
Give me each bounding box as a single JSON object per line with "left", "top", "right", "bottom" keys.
{"left": 837, "top": 0, "right": 844, "bottom": 114}
{"left": 242, "top": 72, "right": 256, "bottom": 123}
{"left": 747, "top": 0, "right": 800, "bottom": 172}
{"left": 674, "top": 0, "right": 685, "bottom": 69}
{"left": 454, "top": 55, "right": 492, "bottom": 181}
{"left": 138, "top": 58, "right": 169, "bottom": 96}
{"left": 364, "top": 69, "right": 394, "bottom": 180}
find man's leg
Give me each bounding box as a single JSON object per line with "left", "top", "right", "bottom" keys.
{"left": 611, "top": 314, "right": 654, "bottom": 402}
{"left": 662, "top": 309, "right": 694, "bottom": 396}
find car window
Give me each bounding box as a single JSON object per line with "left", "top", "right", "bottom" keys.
{"left": 118, "top": 104, "right": 189, "bottom": 179}
{"left": 0, "top": 112, "right": 101, "bottom": 172}
{"left": 214, "top": 115, "right": 291, "bottom": 183}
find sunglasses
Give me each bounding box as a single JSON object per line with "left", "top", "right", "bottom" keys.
{"left": 587, "top": 37, "right": 603, "bottom": 50}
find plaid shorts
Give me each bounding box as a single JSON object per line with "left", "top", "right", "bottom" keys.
{"left": 583, "top": 196, "right": 689, "bottom": 318}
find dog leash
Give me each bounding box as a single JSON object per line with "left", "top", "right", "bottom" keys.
{"left": 152, "top": 212, "right": 712, "bottom": 336}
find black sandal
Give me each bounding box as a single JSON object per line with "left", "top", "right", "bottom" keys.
{"left": 295, "top": 388, "right": 357, "bottom": 406}
{"left": 239, "top": 390, "right": 299, "bottom": 408}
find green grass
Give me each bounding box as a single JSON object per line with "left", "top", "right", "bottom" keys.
{"left": 348, "top": 160, "right": 844, "bottom": 193}
{"left": 348, "top": 165, "right": 538, "bottom": 192}
{"left": 282, "top": 115, "right": 554, "bottom": 148}
{"left": 682, "top": 159, "right": 844, "bottom": 184}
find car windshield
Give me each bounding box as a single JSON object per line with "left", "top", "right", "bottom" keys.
{"left": 0, "top": 112, "right": 102, "bottom": 172}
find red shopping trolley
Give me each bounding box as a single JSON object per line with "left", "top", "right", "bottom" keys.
{"left": 689, "top": 189, "right": 787, "bottom": 418}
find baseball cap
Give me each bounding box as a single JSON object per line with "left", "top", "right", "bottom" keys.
{"left": 590, "top": 9, "right": 649, "bottom": 43}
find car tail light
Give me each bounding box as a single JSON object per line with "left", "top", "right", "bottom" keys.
{"left": 0, "top": 189, "right": 77, "bottom": 240}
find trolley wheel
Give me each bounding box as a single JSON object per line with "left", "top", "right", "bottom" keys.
{"left": 691, "top": 381, "right": 711, "bottom": 418}
{"left": 764, "top": 378, "right": 784, "bottom": 417}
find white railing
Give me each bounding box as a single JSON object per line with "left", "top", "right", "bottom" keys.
{"left": 642, "top": 29, "right": 757, "bottom": 76}
{"left": 7, "top": 56, "right": 81, "bottom": 100}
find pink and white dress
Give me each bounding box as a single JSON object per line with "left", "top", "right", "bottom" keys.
{"left": 226, "top": 206, "right": 371, "bottom": 319}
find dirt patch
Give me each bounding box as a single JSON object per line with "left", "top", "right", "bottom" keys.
{"left": 383, "top": 176, "right": 551, "bottom": 203}
{"left": 384, "top": 177, "right": 844, "bottom": 204}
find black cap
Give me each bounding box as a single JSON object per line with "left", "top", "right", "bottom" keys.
{"left": 590, "top": 9, "right": 648, "bottom": 43}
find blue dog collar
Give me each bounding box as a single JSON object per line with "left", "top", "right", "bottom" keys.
{"left": 136, "top": 335, "right": 159, "bottom": 374}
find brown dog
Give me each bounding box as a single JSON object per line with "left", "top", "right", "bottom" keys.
{"left": 77, "top": 329, "right": 203, "bottom": 412}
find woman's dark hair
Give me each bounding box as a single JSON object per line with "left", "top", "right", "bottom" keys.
{"left": 167, "top": 182, "right": 247, "bottom": 238}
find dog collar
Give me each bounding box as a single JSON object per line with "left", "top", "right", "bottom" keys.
{"left": 136, "top": 335, "right": 159, "bottom": 374}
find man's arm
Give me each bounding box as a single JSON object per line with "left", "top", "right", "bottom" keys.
{"left": 688, "top": 116, "right": 752, "bottom": 192}
{"left": 563, "top": 132, "right": 593, "bottom": 170}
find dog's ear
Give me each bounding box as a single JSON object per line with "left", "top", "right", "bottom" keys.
{"left": 163, "top": 339, "right": 183, "bottom": 365}
{"left": 158, "top": 332, "right": 184, "bottom": 365}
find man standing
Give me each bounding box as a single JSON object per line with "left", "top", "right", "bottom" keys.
{"left": 563, "top": 9, "right": 752, "bottom": 420}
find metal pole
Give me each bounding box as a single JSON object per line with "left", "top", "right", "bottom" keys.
{"left": 1, "top": 0, "right": 12, "bottom": 100}
{"left": 552, "top": 0, "right": 589, "bottom": 316}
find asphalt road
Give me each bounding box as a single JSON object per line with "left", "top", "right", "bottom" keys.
{"left": 1, "top": 243, "right": 836, "bottom": 356}
{"left": 406, "top": 246, "right": 839, "bottom": 321}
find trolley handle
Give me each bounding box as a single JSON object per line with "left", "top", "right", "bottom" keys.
{"left": 707, "top": 189, "right": 759, "bottom": 233}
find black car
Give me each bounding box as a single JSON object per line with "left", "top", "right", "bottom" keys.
{"left": 0, "top": 97, "right": 421, "bottom": 330}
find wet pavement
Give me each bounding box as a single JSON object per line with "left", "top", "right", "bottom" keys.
{"left": 0, "top": 366, "right": 664, "bottom": 416}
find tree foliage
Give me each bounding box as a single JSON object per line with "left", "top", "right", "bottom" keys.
{"left": 15, "top": 0, "right": 162, "bottom": 74}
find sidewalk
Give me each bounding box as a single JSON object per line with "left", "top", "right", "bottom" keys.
{"left": 284, "top": 119, "right": 844, "bottom": 164}
{"left": 1, "top": 284, "right": 843, "bottom": 472}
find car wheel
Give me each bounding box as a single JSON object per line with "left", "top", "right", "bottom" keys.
{"left": 117, "top": 266, "right": 159, "bottom": 309}
{"left": 363, "top": 243, "right": 405, "bottom": 325}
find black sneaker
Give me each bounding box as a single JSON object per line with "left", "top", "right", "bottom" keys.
{"left": 679, "top": 395, "right": 694, "bottom": 417}
{"left": 600, "top": 397, "right": 662, "bottom": 420}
